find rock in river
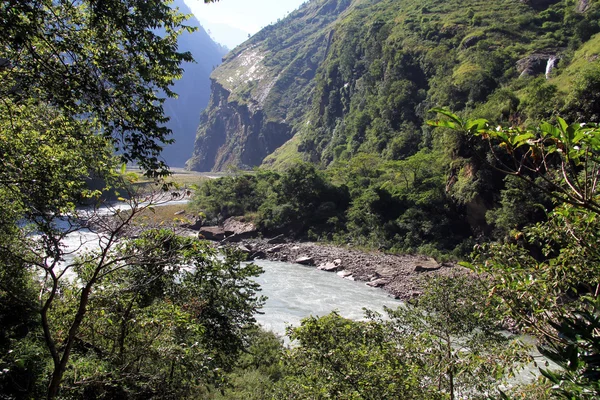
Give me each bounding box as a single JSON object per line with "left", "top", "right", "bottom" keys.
{"left": 198, "top": 226, "right": 226, "bottom": 241}
{"left": 295, "top": 256, "right": 314, "bottom": 266}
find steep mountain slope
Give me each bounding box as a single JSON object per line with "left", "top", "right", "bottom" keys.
{"left": 160, "top": 0, "right": 226, "bottom": 167}
{"left": 187, "top": 0, "right": 600, "bottom": 172}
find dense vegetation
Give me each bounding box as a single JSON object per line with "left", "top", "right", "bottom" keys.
{"left": 3, "top": 0, "right": 600, "bottom": 399}
{"left": 191, "top": 159, "right": 473, "bottom": 257}
{"left": 186, "top": 0, "right": 600, "bottom": 397}
{"left": 189, "top": 112, "right": 600, "bottom": 400}
{"left": 189, "top": 0, "right": 600, "bottom": 255}
{"left": 190, "top": 0, "right": 600, "bottom": 171}
{"left": 0, "top": 1, "right": 266, "bottom": 398}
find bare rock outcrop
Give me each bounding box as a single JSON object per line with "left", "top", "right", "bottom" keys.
{"left": 517, "top": 53, "right": 561, "bottom": 78}
{"left": 576, "top": 0, "right": 591, "bottom": 13}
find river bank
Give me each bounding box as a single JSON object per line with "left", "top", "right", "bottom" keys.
{"left": 223, "top": 238, "right": 468, "bottom": 300}
{"left": 97, "top": 200, "right": 469, "bottom": 301}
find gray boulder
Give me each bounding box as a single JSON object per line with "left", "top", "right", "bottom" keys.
{"left": 198, "top": 226, "right": 226, "bottom": 241}
{"left": 296, "top": 256, "right": 314, "bottom": 266}
{"left": 318, "top": 262, "right": 339, "bottom": 272}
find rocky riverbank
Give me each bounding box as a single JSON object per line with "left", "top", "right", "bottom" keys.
{"left": 225, "top": 238, "right": 467, "bottom": 300}
{"left": 102, "top": 205, "right": 468, "bottom": 301}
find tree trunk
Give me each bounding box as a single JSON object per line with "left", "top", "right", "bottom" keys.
{"left": 46, "top": 284, "right": 93, "bottom": 399}
{"left": 447, "top": 335, "right": 455, "bottom": 400}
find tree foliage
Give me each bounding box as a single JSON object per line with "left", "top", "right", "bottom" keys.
{"left": 0, "top": 1, "right": 270, "bottom": 398}
{"left": 274, "top": 275, "right": 527, "bottom": 400}
{"left": 0, "top": 0, "right": 198, "bottom": 176}
{"left": 429, "top": 109, "right": 600, "bottom": 398}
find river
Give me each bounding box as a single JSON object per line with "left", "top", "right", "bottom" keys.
{"left": 53, "top": 203, "right": 400, "bottom": 338}
{"left": 251, "top": 259, "right": 399, "bottom": 336}
{"left": 50, "top": 202, "right": 546, "bottom": 385}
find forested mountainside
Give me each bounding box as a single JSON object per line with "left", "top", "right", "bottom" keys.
{"left": 186, "top": 0, "right": 600, "bottom": 254}
{"left": 187, "top": 0, "right": 600, "bottom": 172}
{"left": 160, "top": 0, "right": 226, "bottom": 167}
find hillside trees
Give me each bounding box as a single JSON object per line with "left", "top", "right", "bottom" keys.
{"left": 429, "top": 110, "right": 600, "bottom": 397}
{"left": 0, "top": 1, "right": 268, "bottom": 398}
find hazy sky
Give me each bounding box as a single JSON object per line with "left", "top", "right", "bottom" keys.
{"left": 184, "top": 0, "right": 306, "bottom": 49}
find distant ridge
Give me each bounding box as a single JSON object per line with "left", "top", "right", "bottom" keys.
{"left": 161, "top": 0, "right": 227, "bottom": 167}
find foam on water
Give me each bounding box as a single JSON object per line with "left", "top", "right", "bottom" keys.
{"left": 251, "top": 259, "right": 400, "bottom": 336}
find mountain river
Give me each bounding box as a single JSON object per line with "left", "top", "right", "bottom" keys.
{"left": 52, "top": 201, "right": 400, "bottom": 338}
{"left": 50, "top": 201, "right": 546, "bottom": 385}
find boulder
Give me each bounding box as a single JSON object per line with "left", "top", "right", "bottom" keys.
{"left": 337, "top": 270, "right": 353, "bottom": 278}
{"left": 267, "top": 234, "right": 286, "bottom": 244}
{"left": 250, "top": 250, "right": 266, "bottom": 260}
{"left": 267, "top": 244, "right": 285, "bottom": 253}
{"left": 222, "top": 230, "right": 258, "bottom": 243}
{"left": 237, "top": 245, "right": 252, "bottom": 254}
{"left": 317, "top": 262, "right": 339, "bottom": 272}
{"left": 198, "top": 226, "right": 226, "bottom": 241}
{"left": 296, "top": 256, "right": 314, "bottom": 266}
{"left": 414, "top": 265, "right": 441, "bottom": 273}
{"left": 222, "top": 217, "right": 257, "bottom": 236}
{"left": 366, "top": 278, "right": 389, "bottom": 288}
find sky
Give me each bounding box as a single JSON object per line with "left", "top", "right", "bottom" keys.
{"left": 184, "top": 0, "right": 306, "bottom": 49}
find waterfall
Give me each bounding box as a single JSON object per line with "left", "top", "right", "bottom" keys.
{"left": 545, "top": 56, "right": 557, "bottom": 80}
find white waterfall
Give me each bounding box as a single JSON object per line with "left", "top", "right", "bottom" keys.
{"left": 545, "top": 56, "right": 557, "bottom": 79}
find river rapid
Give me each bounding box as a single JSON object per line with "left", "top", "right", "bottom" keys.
{"left": 52, "top": 202, "right": 400, "bottom": 338}
{"left": 251, "top": 259, "right": 399, "bottom": 336}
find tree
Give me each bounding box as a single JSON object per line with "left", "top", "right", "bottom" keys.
{"left": 275, "top": 312, "right": 426, "bottom": 400}
{"left": 0, "top": 1, "right": 264, "bottom": 398}
{"left": 384, "top": 275, "right": 528, "bottom": 400}
{"left": 0, "top": 0, "right": 197, "bottom": 176}
{"left": 428, "top": 109, "right": 600, "bottom": 215}
{"left": 52, "top": 229, "right": 265, "bottom": 398}
{"left": 275, "top": 275, "right": 527, "bottom": 400}
{"left": 428, "top": 109, "right": 600, "bottom": 397}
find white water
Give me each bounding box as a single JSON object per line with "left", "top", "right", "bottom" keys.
{"left": 252, "top": 260, "right": 400, "bottom": 336}
{"left": 545, "top": 56, "right": 557, "bottom": 79}
{"left": 47, "top": 202, "right": 400, "bottom": 336}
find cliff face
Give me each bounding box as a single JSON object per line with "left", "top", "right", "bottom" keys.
{"left": 187, "top": 0, "right": 353, "bottom": 171}
{"left": 188, "top": 0, "right": 600, "bottom": 172}
{"left": 186, "top": 80, "right": 293, "bottom": 171}
{"left": 160, "top": 0, "right": 226, "bottom": 168}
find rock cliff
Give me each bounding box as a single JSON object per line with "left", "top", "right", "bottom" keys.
{"left": 187, "top": 0, "right": 600, "bottom": 172}
{"left": 160, "top": 0, "right": 226, "bottom": 167}
{"left": 187, "top": 0, "right": 353, "bottom": 171}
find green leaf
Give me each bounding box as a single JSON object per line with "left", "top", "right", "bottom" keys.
{"left": 427, "top": 119, "right": 457, "bottom": 130}
{"left": 428, "top": 108, "right": 464, "bottom": 129}
{"left": 465, "top": 118, "right": 489, "bottom": 132}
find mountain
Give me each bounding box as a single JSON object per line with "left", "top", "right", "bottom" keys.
{"left": 199, "top": 20, "right": 251, "bottom": 50}
{"left": 186, "top": 0, "right": 600, "bottom": 172}
{"left": 160, "top": 0, "right": 227, "bottom": 167}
